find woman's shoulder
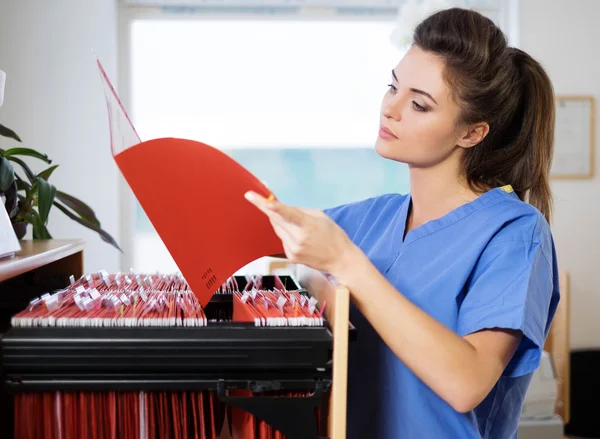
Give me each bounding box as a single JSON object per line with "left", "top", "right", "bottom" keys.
{"left": 482, "top": 189, "right": 553, "bottom": 253}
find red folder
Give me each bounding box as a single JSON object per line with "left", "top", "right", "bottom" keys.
{"left": 97, "top": 59, "right": 284, "bottom": 307}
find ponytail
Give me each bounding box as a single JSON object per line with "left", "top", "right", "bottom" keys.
{"left": 414, "top": 8, "right": 556, "bottom": 223}
{"left": 504, "top": 48, "right": 555, "bottom": 223}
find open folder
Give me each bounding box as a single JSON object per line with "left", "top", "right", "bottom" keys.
{"left": 97, "top": 59, "right": 284, "bottom": 307}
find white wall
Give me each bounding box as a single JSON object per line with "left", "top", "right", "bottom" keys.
{"left": 520, "top": 0, "right": 600, "bottom": 350}
{"left": 0, "top": 0, "right": 121, "bottom": 274}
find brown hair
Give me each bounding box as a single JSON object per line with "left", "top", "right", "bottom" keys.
{"left": 413, "top": 8, "right": 555, "bottom": 223}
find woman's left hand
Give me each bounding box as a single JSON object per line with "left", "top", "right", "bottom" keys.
{"left": 244, "top": 191, "right": 356, "bottom": 276}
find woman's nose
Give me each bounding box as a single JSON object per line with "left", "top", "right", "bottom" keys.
{"left": 382, "top": 96, "right": 402, "bottom": 122}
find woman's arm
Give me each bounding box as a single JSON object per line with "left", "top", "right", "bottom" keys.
{"left": 244, "top": 191, "right": 522, "bottom": 413}
{"left": 331, "top": 244, "right": 522, "bottom": 413}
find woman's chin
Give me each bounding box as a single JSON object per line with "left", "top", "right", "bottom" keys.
{"left": 374, "top": 139, "right": 415, "bottom": 166}
{"left": 375, "top": 138, "right": 400, "bottom": 160}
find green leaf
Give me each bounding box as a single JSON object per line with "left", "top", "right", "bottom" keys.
{"left": 15, "top": 175, "right": 31, "bottom": 191}
{"left": 53, "top": 201, "right": 121, "bottom": 252}
{"left": 55, "top": 190, "right": 101, "bottom": 227}
{"left": 36, "top": 176, "right": 56, "bottom": 225}
{"left": 26, "top": 211, "right": 52, "bottom": 239}
{"left": 4, "top": 180, "right": 18, "bottom": 217}
{"left": 37, "top": 164, "right": 59, "bottom": 181}
{"left": 0, "top": 124, "right": 22, "bottom": 142}
{"left": 3, "top": 147, "right": 51, "bottom": 163}
{"left": 6, "top": 156, "right": 35, "bottom": 182}
{"left": 0, "top": 156, "right": 15, "bottom": 192}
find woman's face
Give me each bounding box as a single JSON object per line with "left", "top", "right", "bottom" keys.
{"left": 375, "top": 45, "right": 469, "bottom": 168}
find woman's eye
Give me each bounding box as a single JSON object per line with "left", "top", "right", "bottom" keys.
{"left": 387, "top": 83, "right": 397, "bottom": 93}
{"left": 412, "top": 101, "right": 427, "bottom": 112}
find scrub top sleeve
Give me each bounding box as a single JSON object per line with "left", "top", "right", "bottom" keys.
{"left": 457, "top": 238, "right": 559, "bottom": 377}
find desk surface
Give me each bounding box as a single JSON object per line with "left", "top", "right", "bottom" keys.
{"left": 0, "top": 239, "right": 84, "bottom": 282}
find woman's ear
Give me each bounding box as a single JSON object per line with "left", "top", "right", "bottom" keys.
{"left": 457, "top": 122, "right": 489, "bottom": 149}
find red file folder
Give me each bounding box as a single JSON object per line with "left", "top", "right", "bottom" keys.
{"left": 97, "top": 58, "right": 284, "bottom": 308}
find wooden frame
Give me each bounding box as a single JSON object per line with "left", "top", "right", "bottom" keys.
{"left": 329, "top": 284, "right": 350, "bottom": 439}
{"left": 544, "top": 271, "right": 571, "bottom": 424}
{"left": 551, "top": 95, "right": 595, "bottom": 179}
{"left": 296, "top": 265, "right": 349, "bottom": 439}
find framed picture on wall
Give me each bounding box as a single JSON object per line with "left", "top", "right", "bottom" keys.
{"left": 551, "top": 96, "right": 595, "bottom": 179}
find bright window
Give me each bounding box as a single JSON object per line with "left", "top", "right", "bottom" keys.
{"left": 131, "top": 19, "right": 401, "bottom": 148}
{"left": 128, "top": 17, "right": 411, "bottom": 274}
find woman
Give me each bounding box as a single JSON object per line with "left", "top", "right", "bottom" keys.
{"left": 245, "top": 7, "right": 560, "bottom": 439}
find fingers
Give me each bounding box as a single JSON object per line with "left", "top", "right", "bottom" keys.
{"left": 269, "top": 214, "right": 295, "bottom": 241}
{"left": 245, "top": 191, "right": 305, "bottom": 226}
{"left": 271, "top": 203, "right": 305, "bottom": 226}
{"left": 244, "top": 191, "right": 305, "bottom": 257}
{"left": 244, "top": 191, "right": 289, "bottom": 229}
{"left": 244, "top": 191, "right": 275, "bottom": 215}
{"left": 271, "top": 221, "right": 298, "bottom": 257}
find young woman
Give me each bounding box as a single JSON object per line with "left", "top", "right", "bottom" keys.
{"left": 245, "top": 7, "right": 560, "bottom": 439}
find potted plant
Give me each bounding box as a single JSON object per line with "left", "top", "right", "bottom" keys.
{"left": 0, "top": 120, "right": 120, "bottom": 251}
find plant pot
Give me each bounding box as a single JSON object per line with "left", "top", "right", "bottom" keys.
{"left": 12, "top": 221, "right": 28, "bottom": 240}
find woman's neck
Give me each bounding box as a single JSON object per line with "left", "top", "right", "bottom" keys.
{"left": 407, "top": 163, "right": 480, "bottom": 233}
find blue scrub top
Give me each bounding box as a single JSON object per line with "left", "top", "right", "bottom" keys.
{"left": 323, "top": 186, "right": 560, "bottom": 439}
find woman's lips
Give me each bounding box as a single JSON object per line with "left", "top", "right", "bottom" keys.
{"left": 379, "top": 125, "right": 398, "bottom": 140}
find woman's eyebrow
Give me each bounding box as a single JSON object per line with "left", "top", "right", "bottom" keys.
{"left": 392, "top": 69, "right": 439, "bottom": 105}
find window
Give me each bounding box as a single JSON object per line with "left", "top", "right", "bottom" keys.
{"left": 128, "top": 15, "right": 410, "bottom": 273}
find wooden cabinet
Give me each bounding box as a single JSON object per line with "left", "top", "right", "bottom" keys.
{"left": 0, "top": 239, "right": 84, "bottom": 438}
